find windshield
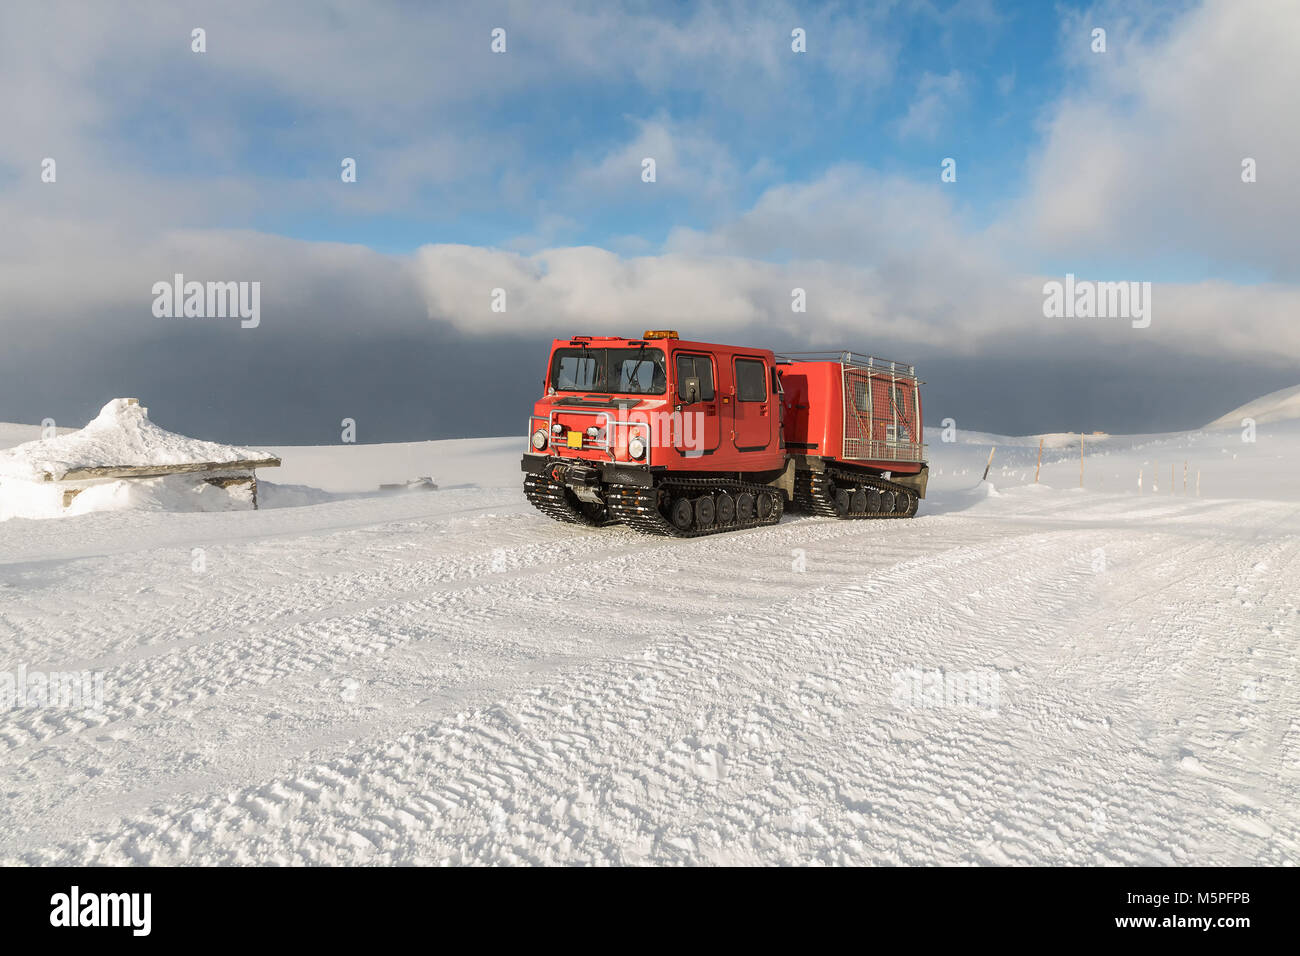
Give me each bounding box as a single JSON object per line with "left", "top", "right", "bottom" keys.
{"left": 549, "top": 347, "right": 667, "bottom": 394}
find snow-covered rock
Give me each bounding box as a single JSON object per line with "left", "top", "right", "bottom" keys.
{"left": 0, "top": 399, "right": 279, "bottom": 520}
{"left": 0, "top": 398, "right": 274, "bottom": 482}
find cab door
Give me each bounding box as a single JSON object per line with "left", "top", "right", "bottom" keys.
{"left": 671, "top": 351, "right": 721, "bottom": 458}
{"left": 730, "top": 356, "right": 774, "bottom": 451}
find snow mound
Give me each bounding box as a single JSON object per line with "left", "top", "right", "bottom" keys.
{"left": 1205, "top": 384, "right": 1300, "bottom": 429}
{"left": 1036, "top": 431, "right": 1109, "bottom": 448}
{"left": 0, "top": 399, "right": 274, "bottom": 482}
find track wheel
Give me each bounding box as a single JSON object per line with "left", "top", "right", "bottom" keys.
{"left": 716, "top": 492, "right": 736, "bottom": 525}
{"left": 850, "top": 488, "right": 868, "bottom": 514}
{"left": 757, "top": 490, "right": 776, "bottom": 520}
{"left": 736, "top": 492, "right": 755, "bottom": 522}
{"left": 833, "top": 487, "right": 851, "bottom": 516}
{"left": 880, "top": 490, "right": 896, "bottom": 514}
{"left": 896, "top": 491, "right": 914, "bottom": 514}
{"left": 695, "top": 495, "right": 716, "bottom": 528}
{"left": 670, "top": 497, "right": 694, "bottom": 530}
{"left": 866, "top": 488, "right": 882, "bottom": 513}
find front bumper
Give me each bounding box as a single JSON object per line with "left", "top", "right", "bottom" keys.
{"left": 520, "top": 454, "right": 654, "bottom": 488}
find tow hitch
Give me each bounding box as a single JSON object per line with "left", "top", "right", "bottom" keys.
{"left": 548, "top": 462, "right": 603, "bottom": 504}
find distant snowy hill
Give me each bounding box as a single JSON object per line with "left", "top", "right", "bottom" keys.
{"left": 1205, "top": 383, "right": 1300, "bottom": 429}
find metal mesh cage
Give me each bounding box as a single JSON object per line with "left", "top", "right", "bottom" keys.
{"left": 840, "top": 366, "right": 923, "bottom": 462}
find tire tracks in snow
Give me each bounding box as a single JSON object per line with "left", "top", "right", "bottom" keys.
{"left": 6, "top": 497, "right": 1298, "bottom": 864}
{"left": 2, "top": 519, "right": 1182, "bottom": 863}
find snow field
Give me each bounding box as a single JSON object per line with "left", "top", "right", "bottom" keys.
{"left": 0, "top": 409, "right": 1297, "bottom": 864}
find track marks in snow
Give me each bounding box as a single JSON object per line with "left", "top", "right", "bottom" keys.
{"left": 15, "top": 510, "right": 1292, "bottom": 864}
{"left": 4, "top": 491, "right": 1298, "bottom": 865}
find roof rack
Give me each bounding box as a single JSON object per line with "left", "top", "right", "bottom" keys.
{"left": 775, "top": 351, "right": 916, "bottom": 376}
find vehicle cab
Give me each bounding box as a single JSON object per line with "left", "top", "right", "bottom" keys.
{"left": 521, "top": 332, "right": 786, "bottom": 490}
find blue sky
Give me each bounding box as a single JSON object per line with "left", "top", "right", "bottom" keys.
{"left": 78, "top": 1, "right": 1083, "bottom": 256}
{"left": 256, "top": 1, "right": 1074, "bottom": 255}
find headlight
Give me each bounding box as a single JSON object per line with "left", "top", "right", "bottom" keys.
{"left": 531, "top": 429, "right": 548, "bottom": 450}
{"left": 628, "top": 436, "right": 646, "bottom": 459}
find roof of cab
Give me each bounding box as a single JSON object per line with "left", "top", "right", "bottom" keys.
{"left": 552, "top": 335, "right": 775, "bottom": 357}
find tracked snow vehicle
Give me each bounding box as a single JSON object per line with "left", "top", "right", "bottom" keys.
{"left": 520, "top": 333, "right": 927, "bottom": 536}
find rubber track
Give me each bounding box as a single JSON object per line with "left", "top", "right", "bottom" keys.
{"left": 606, "top": 477, "right": 785, "bottom": 538}
{"left": 523, "top": 473, "right": 610, "bottom": 526}
{"left": 793, "top": 466, "right": 920, "bottom": 520}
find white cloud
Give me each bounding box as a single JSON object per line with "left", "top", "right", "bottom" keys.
{"left": 0, "top": 0, "right": 904, "bottom": 222}
{"left": 897, "top": 70, "right": 966, "bottom": 140}
{"left": 406, "top": 164, "right": 1300, "bottom": 365}
{"left": 1013, "top": 0, "right": 1300, "bottom": 278}
{"left": 569, "top": 116, "right": 741, "bottom": 203}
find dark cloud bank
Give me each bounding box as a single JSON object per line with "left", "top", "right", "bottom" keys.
{"left": 3, "top": 313, "right": 1291, "bottom": 446}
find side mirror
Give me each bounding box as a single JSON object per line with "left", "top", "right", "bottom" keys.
{"left": 680, "top": 376, "right": 701, "bottom": 404}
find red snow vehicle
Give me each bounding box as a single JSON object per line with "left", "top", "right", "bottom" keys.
{"left": 520, "top": 332, "right": 928, "bottom": 536}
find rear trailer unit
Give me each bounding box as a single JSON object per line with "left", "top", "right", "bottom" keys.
{"left": 777, "top": 352, "right": 928, "bottom": 520}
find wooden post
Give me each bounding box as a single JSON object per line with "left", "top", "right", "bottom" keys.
{"left": 1183, "top": 460, "right": 1188, "bottom": 494}
{"left": 982, "top": 445, "right": 996, "bottom": 481}
{"left": 1035, "top": 437, "right": 1043, "bottom": 483}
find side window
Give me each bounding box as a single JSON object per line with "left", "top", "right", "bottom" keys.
{"left": 735, "top": 359, "right": 767, "bottom": 402}
{"left": 675, "top": 354, "right": 715, "bottom": 401}
{"left": 853, "top": 378, "right": 870, "bottom": 413}
{"left": 889, "top": 385, "right": 913, "bottom": 441}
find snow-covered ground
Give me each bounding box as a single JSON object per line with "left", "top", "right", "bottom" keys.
{"left": 0, "top": 400, "right": 1297, "bottom": 865}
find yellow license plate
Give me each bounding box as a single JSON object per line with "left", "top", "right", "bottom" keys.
{"left": 567, "top": 431, "right": 583, "bottom": 448}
